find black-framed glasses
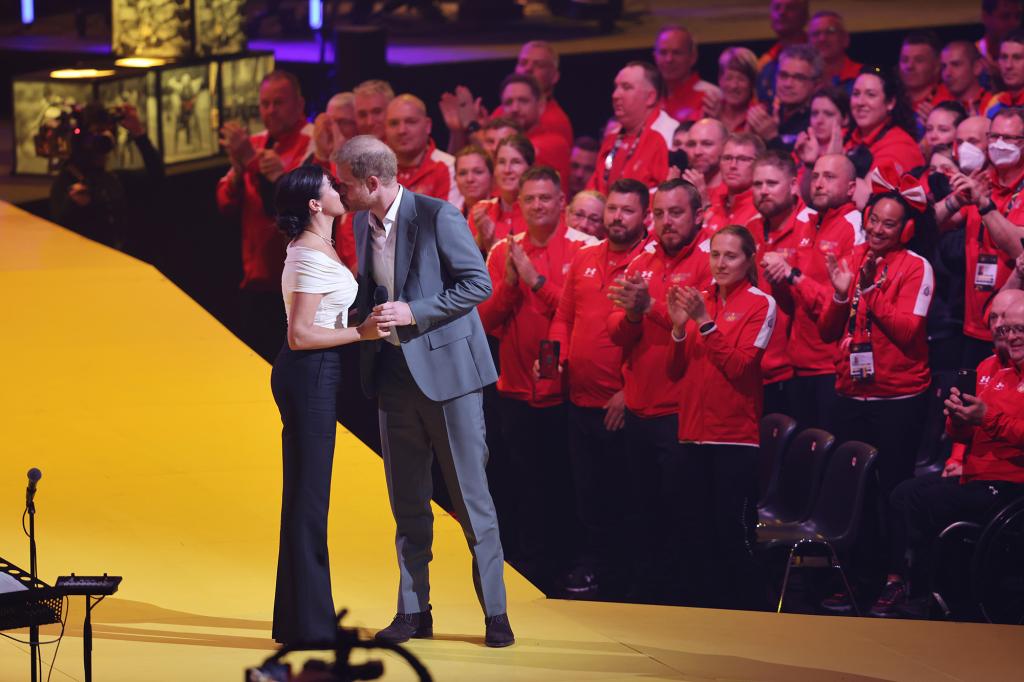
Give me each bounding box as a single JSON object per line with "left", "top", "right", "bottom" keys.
{"left": 721, "top": 154, "right": 756, "bottom": 164}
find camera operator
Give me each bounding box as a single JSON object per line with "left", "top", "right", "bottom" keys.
{"left": 49, "top": 103, "right": 164, "bottom": 251}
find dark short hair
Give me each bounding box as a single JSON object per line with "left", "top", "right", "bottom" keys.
{"left": 623, "top": 60, "right": 664, "bottom": 98}
{"left": 608, "top": 178, "right": 650, "bottom": 212}
{"left": 455, "top": 144, "right": 494, "bottom": 174}
{"left": 519, "top": 165, "right": 562, "bottom": 190}
{"left": 573, "top": 135, "right": 600, "bottom": 153}
{"left": 274, "top": 165, "right": 326, "bottom": 240}
{"left": 674, "top": 121, "right": 695, "bottom": 136}
{"left": 985, "top": 0, "right": 1024, "bottom": 15}
{"left": 933, "top": 100, "right": 968, "bottom": 127}
{"left": 261, "top": 69, "right": 303, "bottom": 98}
{"left": 811, "top": 85, "right": 851, "bottom": 123}
{"left": 944, "top": 39, "right": 981, "bottom": 63}
{"left": 496, "top": 133, "right": 536, "bottom": 166}
{"left": 500, "top": 73, "right": 542, "bottom": 101}
{"left": 1004, "top": 28, "right": 1024, "bottom": 48}
{"left": 993, "top": 105, "right": 1024, "bottom": 129}
{"left": 902, "top": 30, "right": 943, "bottom": 55}
{"left": 754, "top": 149, "right": 798, "bottom": 177}
{"left": 656, "top": 178, "right": 702, "bottom": 213}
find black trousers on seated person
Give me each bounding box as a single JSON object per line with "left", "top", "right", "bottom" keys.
{"left": 270, "top": 344, "right": 341, "bottom": 645}
{"left": 672, "top": 443, "right": 764, "bottom": 610}
{"left": 896, "top": 474, "right": 1023, "bottom": 596}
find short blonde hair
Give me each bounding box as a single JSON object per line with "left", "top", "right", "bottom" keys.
{"left": 353, "top": 79, "right": 395, "bottom": 100}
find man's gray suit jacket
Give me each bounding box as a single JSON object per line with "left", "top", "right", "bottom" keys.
{"left": 354, "top": 188, "right": 498, "bottom": 400}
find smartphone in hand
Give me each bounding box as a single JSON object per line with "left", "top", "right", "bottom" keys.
{"left": 538, "top": 340, "right": 560, "bottom": 379}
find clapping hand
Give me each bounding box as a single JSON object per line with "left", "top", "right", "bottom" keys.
{"left": 608, "top": 273, "right": 651, "bottom": 320}
{"left": 257, "top": 148, "right": 285, "bottom": 183}
{"left": 313, "top": 113, "right": 346, "bottom": 162}
{"left": 508, "top": 237, "right": 540, "bottom": 289}
{"left": 859, "top": 255, "right": 885, "bottom": 291}
{"left": 761, "top": 251, "right": 792, "bottom": 284}
{"left": 825, "top": 253, "right": 853, "bottom": 299}
{"left": 747, "top": 102, "right": 780, "bottom": 141}
{"left": 219, "top": 121, "right": 255, "bottom": 170}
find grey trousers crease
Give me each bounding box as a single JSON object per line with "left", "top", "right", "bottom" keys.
{"left": 376, "top": 344, "right": 507, "bottom": 617}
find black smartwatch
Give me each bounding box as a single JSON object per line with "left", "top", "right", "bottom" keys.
{"left": 531, "top": 275, "right": 547, "bottom": 292}
{"left": 465, "top": 121, "right": 482, "bottom": 134}
{"left": 978, "top": 200, "right": 997, "bottom": 217}
{"left": 787, "top": 267, "right": 802, "bottom": 284}
{"left": 698, "top": 321, "right": 716, "bottom": 335}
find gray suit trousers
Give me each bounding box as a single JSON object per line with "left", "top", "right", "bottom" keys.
{"left": 376, "top": 343, "right": 507, "bottom": 617}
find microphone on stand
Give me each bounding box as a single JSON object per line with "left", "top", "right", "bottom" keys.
{"left": 26, "top": 468, "right": 41, "bottom": 509}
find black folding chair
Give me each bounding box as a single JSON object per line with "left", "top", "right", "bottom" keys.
{"left": 757, "top": 428, "right": 835, "bottom": 527}
{"left": 757, "top": 441, "right": 879, "bottom": 614}
{"left": 759, "top": 413, "right": 798, "bottom": 506}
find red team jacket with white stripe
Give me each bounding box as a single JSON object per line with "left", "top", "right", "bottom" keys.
{"left": 774, "top": 202, "right": 863, "bottom": 377}
{"left": 607, "top": 235, "right": 713, "bottom": 417}
{"left": 947, "top": 358, "right": 1024, "bottom": 484}
{"left": 747, "top": 204, "right": 814, "bottom": 384}
{"left": 669, "top": 283, "right": 777, "bottom": 446}
{"left": 480, "top": 225, "right": 595, "bottom": 407}
{"left": 819, "top": 245, "right": 935, "bottom": 399}
{"left": 549, "top": 239, "right": 646, "bottom": 408}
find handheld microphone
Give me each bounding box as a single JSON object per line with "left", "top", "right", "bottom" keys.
{"left": 373, "top": 285, "right": 389, "bottom": 307}
{"left": 26, "top": 468, "right": 41, "bottom": 507}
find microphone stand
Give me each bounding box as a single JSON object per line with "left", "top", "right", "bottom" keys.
{"left": 27, "top": 493, "right": 39, "bottom": 682}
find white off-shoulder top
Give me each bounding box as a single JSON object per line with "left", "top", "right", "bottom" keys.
{"left": 281, "top": 245, "right": 358, "bottom": 329}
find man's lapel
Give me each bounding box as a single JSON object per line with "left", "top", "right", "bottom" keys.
{"left": 393, "top": 188, "right": 419, "bottom": 299}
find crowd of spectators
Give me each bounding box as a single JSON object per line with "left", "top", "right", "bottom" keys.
{"left": 209, "top": 0, "right": 1024, "bottom": 617}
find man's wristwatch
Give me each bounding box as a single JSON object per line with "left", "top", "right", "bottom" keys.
{"left": 698, "top": 321, "right": 716, "bottom": 335}
{"left": 531, "top": 275, "right": 546, "bottom": 292}
{"left": 465, "top": 121, "right": 482, "bottom": 134}
{"left": 787, "top": 267, "right": 802, "bottom": 284}
{"left": 978, "top": 199, "right": 997, "bottom": 216}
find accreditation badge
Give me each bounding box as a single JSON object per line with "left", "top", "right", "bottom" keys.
{"left": 975, "top": 253, "right": 998, "bottom": 291}
{"left": 849, "top": 342, "right": 876, "bottom": 382}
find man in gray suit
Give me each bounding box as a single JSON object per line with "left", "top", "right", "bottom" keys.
{"left": 334, "top": 136, "right": 513, "bottom": 647}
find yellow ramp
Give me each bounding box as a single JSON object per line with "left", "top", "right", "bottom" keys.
{"left": 0, "top": 201, "right": 1020, "bottom": 681}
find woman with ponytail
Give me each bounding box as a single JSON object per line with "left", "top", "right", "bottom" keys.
{"left": 665, "top": 225, "right": 777, "bottom": 610}
{"left": 817, "top": 172, "right": 935, "bottom": 616}
{"left": 270, "top": 164, "right": 389, "bottom": 646}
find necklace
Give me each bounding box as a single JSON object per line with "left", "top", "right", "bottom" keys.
{"left": 304, "top": 229, "right": 335, "bottom": 247}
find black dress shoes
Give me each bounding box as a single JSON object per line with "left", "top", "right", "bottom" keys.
{"left": 484, "top": 613, "right": 515, "bottom": 648}
{"left": 374, "top": 606, "right": 433, "bottom": 643}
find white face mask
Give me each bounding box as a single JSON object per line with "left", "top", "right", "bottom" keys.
{"left": 988, "top": 138, "right": 1022, "bottom": 168}
{"left": 957, "top": 141, "right": 986, "bottom": 173}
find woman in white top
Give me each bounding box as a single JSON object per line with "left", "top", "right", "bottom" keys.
{"left": 270, "top": 165, "right": 388, "bottom": 646}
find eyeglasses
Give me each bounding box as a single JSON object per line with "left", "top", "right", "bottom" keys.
{"left": 987, "top": 133, "right": 1024, "bottom": 143}
{"left": 994, "top": 324, "right": 1024, "bottom": 338}
{"left": 571, "top": 210, "right": 603, "bottom": 225}
{"left": 777, "top": 70, "right": 814, "bottom": 83}
{"left": 721, "top": 154, "right": 756, "bottom": 164}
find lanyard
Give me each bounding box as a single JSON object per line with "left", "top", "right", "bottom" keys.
{"left": 603, "top": 129, "right": 642, "bottom": 185}
{"left": 1005, "top": 173, "right": 1024, "bottom": 212}
{"left": 847, "top": 259, "right": 889, "bottom": 340}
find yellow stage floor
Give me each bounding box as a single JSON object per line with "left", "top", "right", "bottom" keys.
{"left": 1, "top": 201, "right": 1021, "bottom": 681}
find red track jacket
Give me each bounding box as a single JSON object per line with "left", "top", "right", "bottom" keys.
{"left": 669, "top": 283, "right": 777, "bottom": 446}
{"left": 607, "top": 235, "right": 713, "bottom": 417}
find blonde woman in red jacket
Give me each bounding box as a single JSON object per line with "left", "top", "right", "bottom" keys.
{"left": 666, "top": 224, "right": 777, "bottom": 609}
{"left": 817, "top": 183, "right": 935, "bottom": 615}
